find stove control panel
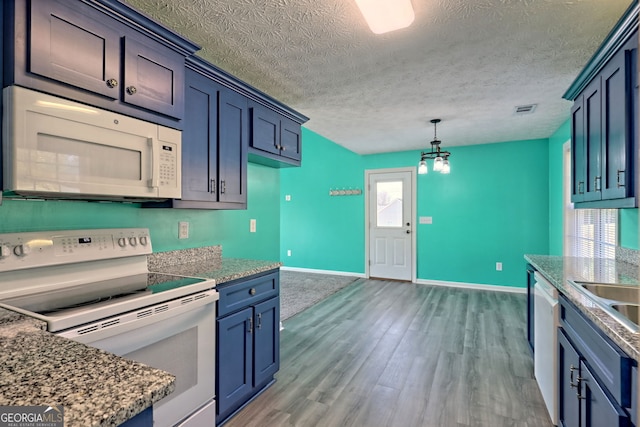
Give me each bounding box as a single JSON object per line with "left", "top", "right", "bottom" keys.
{"left": 0, "top": 228, "right": 152, "bottom": 272}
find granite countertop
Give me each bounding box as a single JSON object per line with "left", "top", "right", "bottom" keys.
{"left": 525, "top": 254, "right": 639, "bottom": 361}
{"left": 0, "top": 308, "right": 175, "bottom": 427}
{"left": 147, "top": 247, "right": 281, "bottom": 284}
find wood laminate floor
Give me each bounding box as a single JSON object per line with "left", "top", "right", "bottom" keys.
{"left": 225, "top": 279, "right": 553, "bottom": 427}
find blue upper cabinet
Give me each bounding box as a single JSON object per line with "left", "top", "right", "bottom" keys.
{"left": 249, "top": 101, "right": 303, "bottom": 166}
{"left": 564, "top": 2, "right": 638, "bottom": 208}
{"left": 4, "top": 0, "right": 199, "bottom": 128}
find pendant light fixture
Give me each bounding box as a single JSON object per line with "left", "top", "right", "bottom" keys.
{"left": 355, "top": 0, "right": 415, "bottom": 34}
{"left": 418, "top": 119, "right": 451, "bottom": 175}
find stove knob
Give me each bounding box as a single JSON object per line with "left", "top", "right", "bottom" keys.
{"left": 129, "top": 237, "right": 138, "bottom": 246}
{"left": 139, "top": 236, "right": 148, "bottom": 246}
{"left": 117, "top": 237, "right": 127, "bottom": 248}
{"left": 13, "top": 244, "right": 31, "bottom": 257}
{"left": 0, "top": 245, "right": 11, "bottom": 258}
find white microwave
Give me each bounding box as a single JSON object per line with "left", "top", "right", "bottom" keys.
{"left": 2, "top": 86, "right": 182, "bottom": 201}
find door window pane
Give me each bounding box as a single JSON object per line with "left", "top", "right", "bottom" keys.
{"left": 376, "top": 181, "right": 403, "bottom": 227}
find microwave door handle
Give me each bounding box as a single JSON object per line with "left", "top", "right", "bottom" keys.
{"left": 148, "top": 137, "right": 159, "bottom": 190}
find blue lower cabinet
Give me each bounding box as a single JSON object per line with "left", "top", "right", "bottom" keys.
{"left": 580, "top": 361, "right": 630, "bottom": 427}
{"left": 559, "top": 329, "right": 581, "bottom": 427}
{"left": 217, "top": 307, "right": 254, "bottom": 418}
{"left": 558, "top": 296, "right": 633, "bottom": 427}
{"left": 216, "top": 271, "right": 280, "bottom": 425}
{"left": 119, "top": 407, "right": 152, "bottom": 427}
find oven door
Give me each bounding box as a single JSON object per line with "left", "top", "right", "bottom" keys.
{"left": 57, "top": 292, "right": 217, "bottom": 427}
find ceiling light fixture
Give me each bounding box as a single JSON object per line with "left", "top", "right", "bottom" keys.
{"left": 355, "top": 0, "right": 415, "bottom": 34}
{"left": 418, "top": 119, "right": 451, "bottom": 175}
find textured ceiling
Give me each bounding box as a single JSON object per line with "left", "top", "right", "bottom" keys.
{"left": 125, "top": 0, "right": 633, "bottom": 154}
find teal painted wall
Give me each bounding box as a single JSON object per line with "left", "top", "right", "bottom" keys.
{"left": 280, "top": 129, "right": 365, "bottom": 272}
{"left": 0, "top": 163, "right": 280, "bottom": 259}
{"left": 281, "top": 129, "right": 550, "bottom": 288}
{"left": 548, "top": 120, "right": 570, "bottom": 255}
{"left": 620, "top": 208, "right": 639, "bottom": 249}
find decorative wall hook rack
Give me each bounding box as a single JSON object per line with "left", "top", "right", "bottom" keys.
{"left": 329, "top": 188, "right": 362, "bottom": 196}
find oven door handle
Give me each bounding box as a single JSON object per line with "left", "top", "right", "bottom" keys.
{"left": 57, "top": 291, "right": 219, "bottom": 344}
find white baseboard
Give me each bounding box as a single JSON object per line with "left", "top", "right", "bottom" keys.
{"left": 280, "top": 266, "right": 366, "bottom": 278}
{"left": 415, "top": 278, "right": 526, "bottom": 294}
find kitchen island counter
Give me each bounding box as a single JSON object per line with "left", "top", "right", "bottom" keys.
{"left": 0, "top": 307, "right": 175, "bottom": 427}
{"left": 525, "top": 254, "right": 639, "bottom": 361}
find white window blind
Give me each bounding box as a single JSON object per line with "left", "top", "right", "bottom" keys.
{"left": 569, "top": 208, "right": 617, "bottom": 259}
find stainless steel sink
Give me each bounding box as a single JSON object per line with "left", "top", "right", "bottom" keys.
{"left": 577, "top": 283, "right": 640, "bottom": 304}
{"left": 611, "top": 303, "right": 640, "bottom": 327}
{"left": 568, "top": 281, "right": 640, "bottom": 332}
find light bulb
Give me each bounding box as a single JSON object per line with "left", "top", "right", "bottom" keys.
{"left": 441, "top": 159, "right": 450, "bottom": 174}
{"left": 433, "top": 156, "right": 443, "bottom": 171}
{"left": 418, "top": 160, "right": 427, "bottom": 174}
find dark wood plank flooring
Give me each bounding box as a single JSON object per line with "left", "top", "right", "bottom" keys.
{"left": 225, "top": 279, "right": 553, "bottom": 427}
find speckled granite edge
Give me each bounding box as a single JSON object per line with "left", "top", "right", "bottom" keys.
{"left": 147, "top": 245, "right": 222, "bottom": 271}
{"left": 0, "top": 308, "right": 175, "bottom": 427}
{"left": 524, "top": 254, "right": 640, "bottom": 361}
{"left": 616, "top": 246, "right": 640, "bottom": 266}
{"left": 152, "top": 258, "right": 281, "bottom": 284}
{"left": 149, "top": 247, "right": 281, "bottom": 285}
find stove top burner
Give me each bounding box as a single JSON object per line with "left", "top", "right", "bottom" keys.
{"left": 1, "top": 273, "right": 207, "bottom": 316}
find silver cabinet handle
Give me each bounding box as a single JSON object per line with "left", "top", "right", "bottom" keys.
{"left": 256, "top": 313, "right": 262, "bottom": 329}
{"left": 126, "top": 86, "right": 137, "bottom": 95}
{"left": 106, "top": 78, "right": 118, "bottom": 88}
{"left": 210, "top": 179, "right": 216, "bottom": 194}
{"left": 617, "top": 170, "right": 625, "bottom": 188}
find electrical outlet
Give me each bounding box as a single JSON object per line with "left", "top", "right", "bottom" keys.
{"left": 179, "top": 222, "right": 189, "bottom": 239}
{"left": 285, "top": 195, "right": 291, "bottom": 201}
{"left": 287, "top": 250, "right": 292, "bottom": 256}
{"left": 250, "top": 219, "right": 256, "bottom": 233}
{"left": 496, "top": 262, "right": 503, "bottom": 271}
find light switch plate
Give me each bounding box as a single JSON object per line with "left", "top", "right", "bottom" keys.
{"left": 250, "top": 219, "right": 257, "bottom": 233}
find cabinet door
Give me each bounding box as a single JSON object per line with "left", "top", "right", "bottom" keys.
{"left": 250, "top": 106, "right": 281, "bottom": 156}
{"left": 280, "top": 118, "right": 302, "bottom": 161}
{"left": 253, "top": 297, "right": 280, "bottom": 387}
{"left": 571, "top": 96, "right": 586, "bottom": 203}
{"left": 29, "top": 0, "right": 121, "bottom": 99}
{"left": 583, "top": 79, "right": 603, "bottom": 201}
{"left": 218, "top": 88, "right": 248, "bottom": 203}
{"left": 217, "top": 307, "right": 253, "bottom": 419}
{"left": 122, "top": 37, "right": 185, "bottom": 119}
{"left": 559, "top": 329, "right": 581, "bottom": 427}
{"left": 580, "top": 361, "right": 630, "bottom": 427}
{"left": 600, "top": 43, "right": 630, "bottom": 200}
{"left": 181, "top": 69, "right": 218, "bottom": 202}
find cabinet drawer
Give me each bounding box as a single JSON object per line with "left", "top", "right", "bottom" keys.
{"left": 217, "top": 271, "right": 279, "bottom": 317}
{"left": 560, "top": 295, "right": 633, "bottom": 407}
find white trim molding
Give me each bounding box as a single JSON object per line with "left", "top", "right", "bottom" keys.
{"left": 415, "top": 279, "right": 526, "bottom": 294}
{"left": 280, "top": 266, "right": 367, "bottom": 278}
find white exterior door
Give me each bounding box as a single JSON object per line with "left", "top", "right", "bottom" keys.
{"left": 367, "top": 170, "right": 414, "bottom": 281}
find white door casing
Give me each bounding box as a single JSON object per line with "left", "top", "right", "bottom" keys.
{"left": 366, "top": 168, "right": 415, "bottom": 281}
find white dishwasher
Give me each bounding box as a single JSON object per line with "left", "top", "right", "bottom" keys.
{"left": 534, "top": 272, "right": 559, "bottom": 426}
